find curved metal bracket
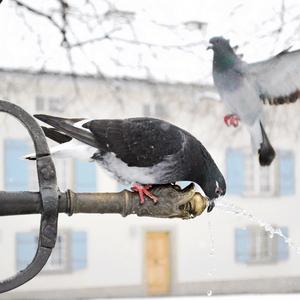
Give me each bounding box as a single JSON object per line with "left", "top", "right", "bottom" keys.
{"left": 0, "top": 100, "right": 59, "bottom": 293}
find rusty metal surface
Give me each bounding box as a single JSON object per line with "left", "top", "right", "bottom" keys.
{"left": 0, "top": 100, "right": 59, "bottom": 293}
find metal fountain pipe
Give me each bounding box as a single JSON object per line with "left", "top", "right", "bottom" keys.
{"left": 0, "top": 185, "right": 207, "bottom": 218}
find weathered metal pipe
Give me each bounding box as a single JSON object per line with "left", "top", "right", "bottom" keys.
{"left": 0, "top": 184, "right": 207, "bottom": 219}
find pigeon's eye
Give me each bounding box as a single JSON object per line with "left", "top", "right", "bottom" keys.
{"left": 215, "top": 186, "right": 222, "bottom": 196}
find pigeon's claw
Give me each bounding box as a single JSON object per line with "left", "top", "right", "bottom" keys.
{"left": 131, "top": 183, "right": 159, "bottom": 204}
{"left": 224, "top": 114, "right": 240, "bottom": 127}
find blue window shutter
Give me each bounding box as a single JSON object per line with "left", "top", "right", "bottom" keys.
{"left": 74, "top": 160, "right": 97, "bottom": 192}
{"left": 71, "top": 231, "right": 87, "bottom": 270}
{"left": 235, "top": 228, "right": 251, "bottom": 263}
{"left": 277, "top": 227, "right": 289, "bottom": 261}
{"left": 226, "top": 149, "right": 245, "bottom": 195}
{"left": 279, "top": 151, "right": 295, "bottom": 196}
{"left": 16, "top": 232, "right": 37, "bottom": 270}
{"left": 5, "top": 139, "right": 29, "bottom": 191}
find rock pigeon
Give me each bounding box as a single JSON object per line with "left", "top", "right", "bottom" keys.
{"left": 25, "top": 114, "right": 226, "bottom": 212}
{"left": 208, "top": 36, "right": 300, "bottom": 166}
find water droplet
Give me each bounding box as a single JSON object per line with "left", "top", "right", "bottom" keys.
{"left": 209, "top": 248, "right": 215, "bottom": 256}
{"left": 207, "top": 290, "right": 213, "bottom": 296}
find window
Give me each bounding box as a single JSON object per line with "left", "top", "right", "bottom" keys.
{"left": 48, "top": 97, "right": 65, "bottom": 112}
{"left": 71, "top": 231, "right": 88, "bottom": 270}
{"left": 235, "top": 226, "right": 289, "bottom": 264}
{"left": 143, "top": 104, "right": 151, "bottom": 116}
{"left": 226, "top": 148, "right": 245, "bottom": 195}
{"left": 16, "top": 232, "right": 37, "bottom": 270}
{"left": 4, "top": 139, "right": 29, "bottom": 191}
{"left": 226, "top": 148, "right": 295, "bottom": 197}
{"left": 35, "top": 96, "right": 45, "bottom": 111}
{"left": 244, "top": 152, "right": 276, "bottom": 196}
{"left": 279, "top": 151, "right": 295, "bottom": 195}
{"left": 16, "top": 231, "right": 87, "bottom": 273}
{"left": 74, "top": 160, "right": 97, "bottom": 192}
{"left": 35, "top": 96, "right": 65, "bottom": 113}
{"left": 43, "top": 234, "right": 68, "bottom": 272}
{"left": 154, "top": 103, "right": 167, "bottom": 118}
{"left": 143, "top": 103, "right": 168, "bottom": 118}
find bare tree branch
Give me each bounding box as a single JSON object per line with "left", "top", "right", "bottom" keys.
{"left": 9, "top": 0, "right": 207, "bottom": 83}
{"left": 106, "top": 36, "right": 205, "bottom": 50}
{"left": 68, "top": 27, "right": 121, "bottom": 48}
{"left": 14, "top": 0, "right": 66, "bottom": 44}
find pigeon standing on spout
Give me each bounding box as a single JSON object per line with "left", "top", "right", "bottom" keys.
{"left": 25, "top": 115, "right": 226, "bottom": 212}
{"left": 208, "top": 36, "right": 300, "bottom": 166}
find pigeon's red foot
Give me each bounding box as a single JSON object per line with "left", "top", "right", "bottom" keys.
{"left": 224, "top": 114, "right": 240, "bottom": 127}
{"left": 131, "top": 183, "right": 159, "bottom": 204}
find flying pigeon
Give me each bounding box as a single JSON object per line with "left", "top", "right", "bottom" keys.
{"left": 25, "top": 114, "right": 226, "bottom": 212}
{"left": 208, "top": 36, "right": 300, "bottom": 166}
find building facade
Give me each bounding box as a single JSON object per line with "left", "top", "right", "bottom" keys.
{"left": 0, "top": 69, "right": 299, "bottom": 299}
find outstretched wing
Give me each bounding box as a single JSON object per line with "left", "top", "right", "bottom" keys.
{"left": 83, "top": 118, "right": 185, "bottom": 167}
{"left": 248, "top": 48, "right": 300, "bottom": 105}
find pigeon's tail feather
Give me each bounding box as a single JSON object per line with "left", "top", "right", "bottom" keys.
{"left": 249, "top": 120, "right": 263, "bottom": 151}
{"left": 249, "top": 120, "right": 275, "bottom": 166}
{"left": 34, "top": 114, "right": 98, "bottom": 148}
{"left": 24, "top": 141, "right": 96, "bottom": 161}
{"left": 258, "top": 122, "right": 276, "bottom": 166}
{"left": 41, "top": 126, "right": 72, "bottom": 144}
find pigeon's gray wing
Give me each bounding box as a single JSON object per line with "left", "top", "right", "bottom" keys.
{"left": 84, "top": 118, "right": 185, "bottom": 168}
{"left": 248, "top": 49, "right": 300, "bottom": 105}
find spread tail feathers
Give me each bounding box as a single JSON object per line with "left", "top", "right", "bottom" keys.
{"left": 258, "top": 122, "right": 275, "bottom": 166}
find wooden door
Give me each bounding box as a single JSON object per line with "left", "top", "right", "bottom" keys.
{"left": 145, "top": 231, "right": 171, "bottom": 295}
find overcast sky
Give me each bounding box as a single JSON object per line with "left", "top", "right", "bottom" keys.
{"left": 0, "top": 0, "right": 299, "bottom": 83}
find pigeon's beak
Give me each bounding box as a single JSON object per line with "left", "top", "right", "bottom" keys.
{"left": 207, "top": 200, "right": 215, "bottom": 213}
{"left": 207, "top": 44, "right": 213, "bottom": 50}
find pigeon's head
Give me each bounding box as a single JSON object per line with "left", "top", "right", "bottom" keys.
{"left": 202, "top": 174, "right": 226, "bottom": 213}
{"left": 207, "top": 36, "right": 233, "bottom": 53}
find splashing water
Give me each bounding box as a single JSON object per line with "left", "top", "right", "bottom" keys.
{"left": 216, "top": 200, "right": 300, "bottom": 254}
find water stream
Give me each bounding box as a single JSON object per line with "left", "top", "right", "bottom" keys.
{"left": 215, "top": 200, "right": 300, "bottom": 254}
{"left": 206, "top": 220, "right": 216, "bottom": 297}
